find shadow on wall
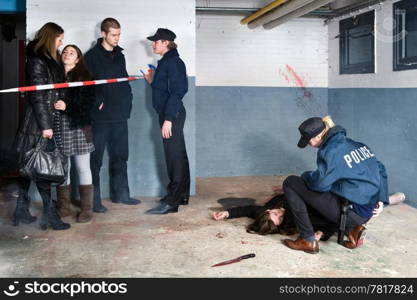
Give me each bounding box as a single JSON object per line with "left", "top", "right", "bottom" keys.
{"left": 144, "top": 82, "right": 168, "bottom": 196}
{"left": 241, "top": 132, "right": 312, "bottom": 177}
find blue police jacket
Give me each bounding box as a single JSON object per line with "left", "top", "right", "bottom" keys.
{"left": 151, "top": 49, "right": 188, "bottom": 121}
{"left": 302, "top": 125, "right": 389, "bottom": 217}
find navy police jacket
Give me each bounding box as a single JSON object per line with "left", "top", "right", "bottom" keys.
{"left": 302, "top": 125, "right": 389, "bottom": 217}
{"left": 151, "top": 49, "right": 188, "bottom": 121}
{"left": 84, "top": 38, "right": 133, "bottom": 123}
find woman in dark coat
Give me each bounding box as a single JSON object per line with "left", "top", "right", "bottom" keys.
{"left": 55, "top": 44, "right": 95, "bottom": 223}
{"left": 13, "top": 22, "right": 70, "bottom": 230}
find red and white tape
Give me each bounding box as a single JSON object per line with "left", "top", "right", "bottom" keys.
{"left": 0, "top": 76, "right": 143, "bottom": 93}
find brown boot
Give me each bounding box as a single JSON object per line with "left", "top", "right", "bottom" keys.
{"left": 343, "top": 225, "right": 366, "bottom": 249}
{"left": 283, "top": 237, "right": 319, "bottom": 254}
{"left": 78, "top": 184, "right": 93, "bottom": 223}
{"left": 57, "top": 185, "right": 72, "bottom": 217}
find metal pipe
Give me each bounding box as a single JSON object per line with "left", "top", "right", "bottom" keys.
{"left": 196, "top": 7, "right": 259, "bottom": 13}
{"left": 324, "top": 0, "right": 385, "bottom": 22}
{"left": 195, "top": 6, "right": 336, "bottom": 18}
{"left": 263, "top": 0, "right": 335, "bottom": 29}
{"left": 248, "top": 0, "right": 316, "bottom": 29}
{"left": 240, "top": 0, "right": 289, "bottom": 25}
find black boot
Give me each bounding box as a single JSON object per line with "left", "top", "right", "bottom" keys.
{"left": 13, "top": 184, "right": 37, "bottom": 226}
{"left": 38, "top": 187, "right": 70, "bottom": 230}
{"left": 145, "top": 203, "right": 179, "bottom": 215}
{"left": 93, "top": 183, "right": 107, "bottom": 213}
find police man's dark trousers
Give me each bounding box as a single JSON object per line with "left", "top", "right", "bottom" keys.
{"left": 283, "top": 175, "right": 367, "bottom": 240}
{"left": 91, "top": 121, "right": 130, "bottom": 211}
{"left": 159, "top": 106, "right": 190, "bottom": 207}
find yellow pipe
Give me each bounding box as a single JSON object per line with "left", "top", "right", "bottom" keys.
{"left": 240, "top": 0, "right": 289, "bottom": 25}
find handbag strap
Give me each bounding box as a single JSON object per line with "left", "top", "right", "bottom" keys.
{"left": 36, "top": 136, "right": 60, "bottom": 152}
{"left": 35, "top": 136, "right": 48, "bottom": 150}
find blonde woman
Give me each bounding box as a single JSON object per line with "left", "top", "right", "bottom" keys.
{"left": 282, "top": 116, "right": 388, "bottom": 253}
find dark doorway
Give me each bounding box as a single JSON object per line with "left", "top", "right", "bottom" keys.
{"left": 0, "top": 12, "right": 26, "bottom": 176}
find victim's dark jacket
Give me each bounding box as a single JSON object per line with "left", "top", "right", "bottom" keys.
{"left": 15, "top": 40, "right": 65, "bottom": 164}
{"left": 226, "top": 194, "right": 298, "bottom": 235}
{"left": 226, "top": 194, "right": 338, "bottom": 237}
{"left": 151, "top": 48, "right": 188, "bottom": 121}
{"left": 84, "top": 38, "right": 132, "bottom": 123}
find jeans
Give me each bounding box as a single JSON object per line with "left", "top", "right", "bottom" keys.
{"left": 91, "top": 121, "right": 130, "bottom": 202}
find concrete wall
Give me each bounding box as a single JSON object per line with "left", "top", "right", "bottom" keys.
{"left": 196, "top": 14, "right": 328, "bottom": 177}
{"left": 26, "top": 0, "right": 196, "bottom": 197}
{"left": 328, "top": 0, "right": 417, "bottom": 207}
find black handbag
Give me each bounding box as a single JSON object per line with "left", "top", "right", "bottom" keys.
{"left": 19, "top": 137, "right": 67, "bottom": 183}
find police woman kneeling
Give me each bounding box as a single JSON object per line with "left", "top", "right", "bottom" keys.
{"left": 282, "top": 116, "right": 388, "bottom": 254}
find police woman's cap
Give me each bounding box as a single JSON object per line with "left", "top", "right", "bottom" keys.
{"left": 297, "top": 117, "right": 325, "bottom": 148}
{"left": 147, "top": 28, "right": 176, "bottom": 41}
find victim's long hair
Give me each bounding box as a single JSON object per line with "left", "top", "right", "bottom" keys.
{"left": 246, "top": 196, "right": 298, "bottom": 236}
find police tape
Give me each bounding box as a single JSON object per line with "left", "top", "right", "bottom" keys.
{"left": 0, "top": 76, "right": 143, "bottom": 93}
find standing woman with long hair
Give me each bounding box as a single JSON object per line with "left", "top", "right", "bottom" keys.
{"left": 55, "top": 44, "right": 95, "bottom": 223}
{"left": 14, "top": 22, "right": 70, "bottom": 230}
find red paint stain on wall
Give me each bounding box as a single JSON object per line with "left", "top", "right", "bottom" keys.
{"left": 279, "top": 69, "right": 290, "bottom": 84}
{"left": 278, "top": 65, "right": 312, "bottom": 99}
{"left": 285, "top": 64, "right": 306, "bottom": 88}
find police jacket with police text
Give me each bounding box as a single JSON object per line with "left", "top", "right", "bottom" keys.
{"left": 301, "top": 125, "right": 388, "bottom": 217}
{"left": 151, "top": 48, "right": 188, "bottom": 121}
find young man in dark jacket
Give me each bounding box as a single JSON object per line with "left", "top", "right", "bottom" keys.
{"left": 84, "top": 18, "right": 140, "bottom": 213}
{"left": 143, "top": 28, "right": 190, "bottom": 214}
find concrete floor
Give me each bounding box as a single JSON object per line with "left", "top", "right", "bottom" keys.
{"left": 0, "top": 175, "right": 416, "bottom": 278}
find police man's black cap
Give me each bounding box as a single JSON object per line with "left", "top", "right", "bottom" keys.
{"left": 147, "top": 28, "right": 176, "bottom": 41}
{"left": 297, "top": 117, "right": 325, "bottom": 148}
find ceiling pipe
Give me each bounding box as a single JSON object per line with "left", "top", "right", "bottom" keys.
{"left": 196, "top": 7, "right": 259, "bottom": 13}
{"left": 195, "top": 6, "right": 336, "bottom": 17}
{"left": 263, "top": 0, "right": 335, "bottom": 29}
{"left": 240, "top": 0, "right": 289, "bottom": 25}
{"left": 248, "top": 0, "right": 316, "bottom": 29}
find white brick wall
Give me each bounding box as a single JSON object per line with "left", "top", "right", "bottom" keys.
{"left": 196, "top": 14, "right": 328, "bottom": 87}
{"left": 328, "top": 0, "right": 417, "bottom": 88}
{"left": 26, "top": 0, "right": 196, "bottom": 76}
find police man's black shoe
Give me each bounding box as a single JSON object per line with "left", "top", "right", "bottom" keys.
{"left": 112, "top": 197, "right": 141, "bottom": 205}
{"left": 146, "top": 203, "right": 179, "bottom": 215}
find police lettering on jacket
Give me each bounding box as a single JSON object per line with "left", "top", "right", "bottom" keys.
{"left": 343, "top": 146, "right": 375, "bottom": 168}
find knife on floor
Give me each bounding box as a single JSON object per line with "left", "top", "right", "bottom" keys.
{"left": 211, "top": 253, "right": 255, "bottom": 267}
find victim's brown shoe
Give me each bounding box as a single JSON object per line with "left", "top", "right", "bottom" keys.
{"left": 343, "top": 225, "right": 366, "bottom": 249}
{"left": 283, "top": 237, "right": 319, "bottom": 254}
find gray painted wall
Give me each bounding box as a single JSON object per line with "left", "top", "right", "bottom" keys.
{"left": 100, "top": 78, "right": 196, "bottom": 198}
{"left": 196, "top": 86, "right": 328, "bottom": 177}
{"left": 329, "top": 88, "right": 417, "bottom": 208}
{"left": 30, "top": 78, "right": 196, "bottom": 199}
